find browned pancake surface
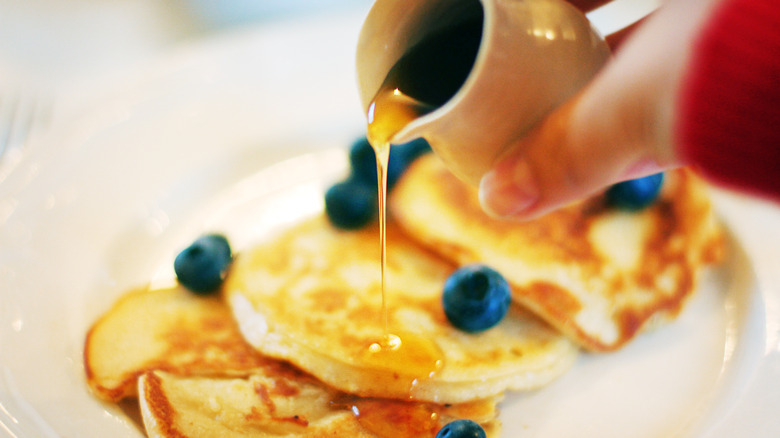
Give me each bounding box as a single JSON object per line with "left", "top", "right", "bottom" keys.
{"left": 139, "top": 370, "right": 501, "bottom": 438}
{"left": 390, "top": 155, "right": 724, "bottom": 351}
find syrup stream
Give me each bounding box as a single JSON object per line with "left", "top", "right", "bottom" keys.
{"left": 366, "top": 85, "right": 428, "bottom": 352}
{"left": 374, "top": 140, "right": 391, "bottom": 337}
{"left": 361, "top": 10, "right": 480, "bottom": 372}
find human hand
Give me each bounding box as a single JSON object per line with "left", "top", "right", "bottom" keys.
{"left": 478, "top": 0, "right": 726, "bottom": 220}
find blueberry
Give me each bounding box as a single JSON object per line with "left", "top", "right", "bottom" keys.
{"left": 325, "top": 179, "right": 377, "bottom": 229}
{"left": 331, "top": 135, "right": 431, "bottom": 230}
{"left": 348, "top": 136, "right": 379, "bottom": 186}
{"left": 174, "top": 234, "right": 232, "bottom": 294}
{"left": 442, "top": 265, "right": 511, "bottom": 333}
{"left": 436, "top": 419, "right": 487, "bottom": 438}
{"left": 606, "top": 173, "right": 664, "bottom": 210}
{"left": 348, "top": 136, "right": 431, "bottom": 190}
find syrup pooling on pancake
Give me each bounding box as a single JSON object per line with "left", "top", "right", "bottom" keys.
{"left": 361, "top": 331, "right": 444, "bottom": 380}
{"left": 329, "top": 394, "right": 500, "bottom": 438}
{"left": 390, "top": 155, "right": 725, "bottom": 351}
{"left": 225, "top": 215, "right": 578, "bottom": 403}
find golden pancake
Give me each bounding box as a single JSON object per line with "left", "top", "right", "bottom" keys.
{"left": 84, "top": 286, "right": 270, "bottom": 402}
{"left": 390, "top": 155, "right": 725, "bottom": 351}
{"left": 225, "top": 215, "right": 578, "bottom": 404}
{"left": 139, "top": 370, "right": 501, "bottom": 438}
{"left": 85, "top": 283, "right": 500, "bottom": 437}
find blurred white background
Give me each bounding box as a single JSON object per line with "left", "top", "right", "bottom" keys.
{"left": 0, "top": 0, "right": 370, "bottom": 119}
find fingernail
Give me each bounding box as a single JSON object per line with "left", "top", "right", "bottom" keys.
{"left": 479, "top": 159, "right": 539, "bottom": 218}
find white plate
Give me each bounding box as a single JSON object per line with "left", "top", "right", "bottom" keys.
{"left": 2, "top": 7, "right": 780, "bottom": 438}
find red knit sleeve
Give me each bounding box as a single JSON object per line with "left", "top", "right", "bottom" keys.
{"left": 676, "top": 0, "right": 780, "bottom": 202}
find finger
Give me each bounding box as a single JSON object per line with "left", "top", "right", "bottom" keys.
{"left": 478, "top": 94, "right": 667, "bottom": 220}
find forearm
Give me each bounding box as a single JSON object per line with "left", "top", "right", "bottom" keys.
{"left": 675, "top": 0, "right": 780, "bottom": 202}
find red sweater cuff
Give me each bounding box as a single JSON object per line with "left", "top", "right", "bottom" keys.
{"left": 676, "top": 0, "right": 780, "bottom": 202}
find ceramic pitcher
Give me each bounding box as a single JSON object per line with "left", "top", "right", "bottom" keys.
{"left": 356, "top": 0, "right": 610, "bottom": 185}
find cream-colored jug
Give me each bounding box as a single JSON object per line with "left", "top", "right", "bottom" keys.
{"left": 356, "top": 0, "right": 610, "bottom": 185}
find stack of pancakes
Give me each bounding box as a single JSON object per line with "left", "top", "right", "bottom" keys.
{"left": 84, "top": 153, "right": 723, "bottom": 437}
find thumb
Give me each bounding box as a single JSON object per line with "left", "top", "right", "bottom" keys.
{"left": 478, "top": 0, "right": 722, "bottom": 220}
